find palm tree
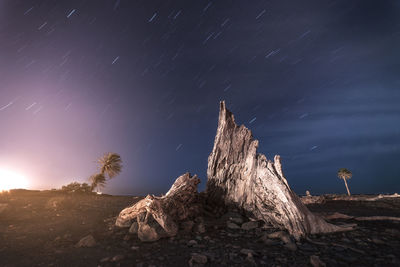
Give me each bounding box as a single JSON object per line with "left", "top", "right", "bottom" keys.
{"left": 337, "top": 168, "right": 352, "bottom": 196}
{"left": 98, "top": 152, "right": 123, "bottom": 178}
{"left": 89, "top": 152, "right": 122, "bottom": 192}
{"left": 89, "top": 173, "right": 106, "bottom": 192}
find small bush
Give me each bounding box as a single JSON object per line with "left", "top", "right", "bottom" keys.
{"left": 61, "top": 182, "right": 92, "bottom": 194}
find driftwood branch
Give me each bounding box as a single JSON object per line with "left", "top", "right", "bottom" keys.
{"left": 322, "top": 212, "right": 400, "bottom": 222}
{"left": 115, "top": 173, "right": 201, "bottom": 241}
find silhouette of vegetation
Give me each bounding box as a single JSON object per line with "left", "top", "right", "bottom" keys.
{"left": 338, "top": 168, "right": 352, "bottom": 196}
{"left": 89, "top": 152, "right": 123, "bottom": 192}
{"left": 89, "top": 173, "right": 106, "bottom": 192}
{"left": 61, "top": 182, "right": 92, "bottom": 194}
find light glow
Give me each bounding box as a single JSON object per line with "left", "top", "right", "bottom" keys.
{"left": 0, "top": 169, "right": 29, "bottom": 191}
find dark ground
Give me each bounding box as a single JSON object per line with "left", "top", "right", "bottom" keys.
{"left": 0, "top": 190, "right": 399, "bottom": 267}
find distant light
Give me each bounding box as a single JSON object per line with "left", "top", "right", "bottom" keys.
{"left": 0, "top": 169, "right": 29, "bottom": 192}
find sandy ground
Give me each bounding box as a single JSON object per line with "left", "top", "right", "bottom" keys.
{"left": 1, "top": 190, "right": 400, "bottom": 266}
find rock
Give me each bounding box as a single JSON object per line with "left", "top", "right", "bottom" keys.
{"left": 310, "top": 255, "right": 326, "bottom": 267}
{"left": 63, "top": 233, "right": 72, "bottom": 239}
{"left": 341, "top": 237, "right": 351, "bottom": 243}
{"left": 241, "top": 221, "right": 258, "bottom": 230}
{"left": 129, "top": 222, "right": 139, "bottom": 234}
{"left": 194, "top": 222, "right": 206, "bottom": 233}
{"left": 189, "top": 253, "right": 207, "bottom": 266}
{"left": 229, "top": 252, "right": 238, "bottom": 260}
{"left": 385, "top": 228, "right": 400, "bottom": 237}
{"left": 111, "top": 255, "right": 125, "bottom": 262}
{"left": 230, "top": 217, "right": 244, "bottom": 224}
{"left": 75, "top": 235, "right": 96, "bottom": 248}
{"left": 246, "top": 253, "right": 257, "bottom": 266}
{"left": 206, "top": 101, "right": 344, "bottom": 240}
{"left": 227, "top": 222, "right": 240, "bottom": 229}
{"left": 261, "top": 237, "right": 279, "bottom": 246}
{"left": 131, "top": 246, "right": 139, "bottom": 251}
{"left": 268, "top": 231, "right": 292, "bottom": 244}
{"left": 181, "top": 220, "right": 195, "bottom": 232}
{"left": 284, "top": 242, "right": 297, "bottom": 251}
{"left": 187, "top": 240, "right": 198, "bottom": 247}
{"left": 222, "top": 211, "right": 244, "bottom": 224}
{"left": 100, "top": 257, "right": 110, "bottom": 263}
{"left": 138, "top": 219, "right": 164, "bottom": 242}
{"left": 240, "top": 248, "right": 255, "bottom": 256}
{"left": 195, "top": 216, "right": 205, "bottom": 223}
{"left": 371, "top": 237, "right": 385, "bottom": 244}
{"left": 202, "top": 252, "right": 216, "bottom": 262}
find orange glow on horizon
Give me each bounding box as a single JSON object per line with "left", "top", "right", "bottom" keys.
{"left": 0, "top": 169, "right": 29, "bottom": 192}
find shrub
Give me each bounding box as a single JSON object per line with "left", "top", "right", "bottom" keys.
{"left": 61, "top": 182, "right": 92, "bottom": 194}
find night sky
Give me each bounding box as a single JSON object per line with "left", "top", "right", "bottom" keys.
{"left": 1, "top": 0, "right": 399, "bottom": 195}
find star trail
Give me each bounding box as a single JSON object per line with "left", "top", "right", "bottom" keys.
{"left": 0, "top": 0, "right": 399, "bottom": 195}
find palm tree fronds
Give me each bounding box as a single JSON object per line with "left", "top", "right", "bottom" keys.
{"left": 337, "top": 168, "right": 352, "bottom": 180}
{"left": 98, "top": 152, "right": 123, "bottom": 178}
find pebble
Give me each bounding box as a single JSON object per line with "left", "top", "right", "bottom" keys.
{"left": 284, "top": 242, "right": 297, "bottom": 251}
{"left": 230, "top": 217, "right": 244, "bottom": 224}
{"left": 268, "top": 231, "right": 291, "bottom": 244}
{"left": 310, "top": 255, "right": 326, "bottom": 267}
{"left": 187, "top": 239, "right": 198, "bottom": 247}
{"left": 227, "top": 222, "right": 240, "bottom": 229}
{"left": 246, "top": 252, "right": 257, "bottom": 266}
{"left": 75, "top": 235, "right": 96, "bottom": 248}
{"left": 111, "top": 254, "right": 125, "bottom": 262}
{"left": 129, "top": 222, "right": 139, "bottom": 234}
{"left": 189, "top": 253, "right": 207, "bottom": 266}
{"left": 371, "top": 238, "right": 385, "bottom": 244}
{"left": 241, "top": 221, "right": 258, "bottom": 230}
{"left": 240, "top": 248, "right": 255, "bottom": 256}
{"left": 195, "top": 222, "right": 206, "bottom": 233}
{"left": 100, "top": 257, "right": 110, "bottom": 263}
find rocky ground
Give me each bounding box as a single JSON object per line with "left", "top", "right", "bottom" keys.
{"left": 1, "top": 190, "right": 400, "bottom": 267}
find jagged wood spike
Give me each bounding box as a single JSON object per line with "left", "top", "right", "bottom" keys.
{"left": 206, "top": 101, "right": 351, "bottom": 239}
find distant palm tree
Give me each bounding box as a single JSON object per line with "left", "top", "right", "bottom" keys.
{"left": 338, "top": 168, "right": 352, "bottom": 196}
{"left": 89, "top": 152, "right": 122, "bottom": 192}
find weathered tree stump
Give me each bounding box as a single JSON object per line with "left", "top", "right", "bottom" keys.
{"left": 206, "top": 101, "right": 349, "bottom": 239}
{"left": 115, "top": 173, "right": 201, "bottom": 242}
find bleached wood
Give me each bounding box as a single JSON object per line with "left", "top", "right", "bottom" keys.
{"left": 206, "top": 101, "right": 349, "bottom": 239}
{"left": 115, "top": 173, "right": 201, "bottom": 241}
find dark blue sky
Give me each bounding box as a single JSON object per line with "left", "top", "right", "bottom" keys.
{"left": 0, "top": 0, "right": 399, "bottom": 195}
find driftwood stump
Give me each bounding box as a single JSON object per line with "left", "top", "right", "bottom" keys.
{"left": 115, "top": 173, "right": 201, "bottom": 241}
{"left": 206, "top": 101, "right": 347, "bottom": 240}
